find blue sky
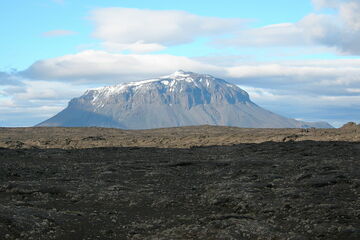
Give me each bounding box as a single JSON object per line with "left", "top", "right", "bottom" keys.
{"left": 1, "top": 0, "right": 360, "bottom": 127}
{"left": 0, "top": 0, "right": 314, "bottom": 69}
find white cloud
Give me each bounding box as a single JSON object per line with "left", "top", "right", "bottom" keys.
{"left": 339, "top": 1, "right": 360, "bottom": 31}
{"left": 83, "top": 4, "right": 360, "bottom": 55}
{"left": 102, "top": 41, "right": 166, "bottom": 53}
{"left": 89, "top": 8, "right": 244, "bottom": 53}
{"left": 239, "top": 84, "right": 360, "bottom": 127}
{"left": 0, "top": 102, "right": 65, "bottom": 127}
{"left": 2, "top": 81, "right": 84, "bottom": 101}
{"left": 0, "top": 80, "right": 87, "bottom": 127}
{"left": 21, "top": 50, "right": 360, "bottom": 97}
{"left": 0, "top": 98, "right": 16, "bottom": 108}
{"left": 347, "top": 88, "right": 360, "bottom": 93}
{"left": 311, "top": 0, "right": 342, "bottom": 9}
{"left": 227, "top": 60, "right": 360, "bottom": 79}
{"left": 226, "top": 59, "right": 360, "bottom": 97}
{"left": 216, "top": 0, "right": 360, "bottom": 55}
{"left": 217, "top": 23, "right": 307, "bottom": 47}
{"left": 43, "top": 30, "right": 76, "bottom": 37}
{"left": 22, "top": 50, "right": 225, "bottom": 83}
{"left": 0, "top": 71, "right": 22, "bottom": 86}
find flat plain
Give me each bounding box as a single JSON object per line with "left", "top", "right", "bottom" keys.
{"left": 0, "top": 124, "right": 359, "bottom": 239}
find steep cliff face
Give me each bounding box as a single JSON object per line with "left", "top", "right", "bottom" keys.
{"left": 38, "top": 70, "right": 332, "bottom": 129}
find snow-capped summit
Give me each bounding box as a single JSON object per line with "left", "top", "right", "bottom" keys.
{"left": 37, "top": 71, "right": 332, "bottom": 129}
{"left": 165, "top": 69, "right": 189, "bottom": 78}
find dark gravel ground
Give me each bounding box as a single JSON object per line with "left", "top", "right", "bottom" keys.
{"left": 1, "top": 140, "right": 360, "bottom": 239}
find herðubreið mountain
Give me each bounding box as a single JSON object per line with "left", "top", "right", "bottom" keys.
{"left": 37, "top": 70, "right": 332, "bottom": 129}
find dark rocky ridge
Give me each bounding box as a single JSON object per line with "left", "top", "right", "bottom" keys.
{"left": 0, "top": 125, "right": 359, "bottom": 239}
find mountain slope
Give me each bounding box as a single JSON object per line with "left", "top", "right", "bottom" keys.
{"left": 38, "top": 70, "right": 332, "bottom": 129}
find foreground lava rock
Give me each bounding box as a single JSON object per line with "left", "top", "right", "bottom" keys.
{"left": 0, "top": 125, "right": 359, "bottom": 239}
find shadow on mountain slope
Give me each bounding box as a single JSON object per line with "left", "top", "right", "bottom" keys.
{"left": 36, "top": 107, "right": 124, "bottom": 128}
